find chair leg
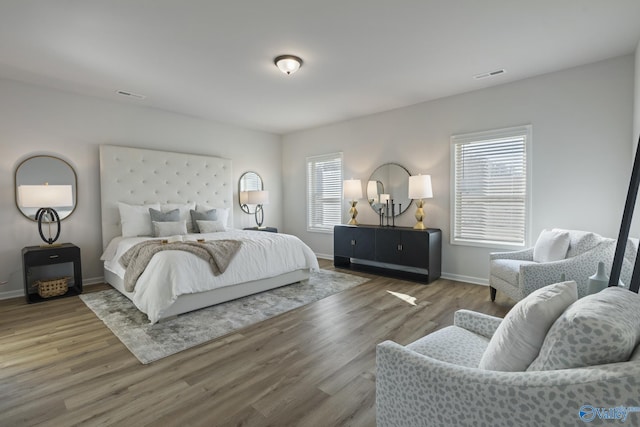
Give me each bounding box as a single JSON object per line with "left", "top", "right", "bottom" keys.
{"left": 490, "top": 286, "right": 497, "bottom": 302}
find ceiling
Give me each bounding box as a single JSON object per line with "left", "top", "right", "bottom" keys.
{"left": 0, "top": 1, "right": 639, "bottom": 135}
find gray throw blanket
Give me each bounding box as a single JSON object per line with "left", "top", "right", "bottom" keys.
{"left": 119, "top": 239, "right": 242, "bottom": 292}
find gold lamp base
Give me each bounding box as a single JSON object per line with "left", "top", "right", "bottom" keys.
{"left": 347, "top": 200, "right": 359, "bottom": 225}
{"left": 413, "top": 199, "right": 426, "bottom": 230}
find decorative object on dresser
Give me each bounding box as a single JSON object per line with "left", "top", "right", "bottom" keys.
{"left": 22, "top": 243, "right": 82, "bottom": 303}
{"left": 408, "top": 174, "right": 433, "bottom": 230}
{"left": 343, "top": 179, "right": 363, "bottom": 225}
{"left": 334, "top": 224, "right": 441, "bottom": 283}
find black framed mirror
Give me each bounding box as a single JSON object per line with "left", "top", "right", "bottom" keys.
{"left": 238, "top": 171, "right": 264, "bottom": 214}
{"left": 15, "top": 155, "right": 77, "bottom": 221}
{"left": 367, "top": 163, "right": 412, "bottom": 215}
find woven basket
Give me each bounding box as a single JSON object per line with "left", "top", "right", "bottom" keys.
{"left": 35, "top": 277, "right": 69, "bottom": 298}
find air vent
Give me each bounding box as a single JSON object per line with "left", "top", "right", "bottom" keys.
{"left": 473, "top": 69, "right": 506, "bottom": 80}
{"left": 116, "top": 90, "right": 146, "bottom": 99}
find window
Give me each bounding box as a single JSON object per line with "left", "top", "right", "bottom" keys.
{"left": 307, "top": 152, "right": 343, "bottom": 233}
{"left": 451, "top": 125, "right": 531, "bottom": 248}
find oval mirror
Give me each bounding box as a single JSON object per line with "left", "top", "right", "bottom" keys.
{"left": 238, "top": 171, "right": 264, "bottom": 214}
{"left": 15, "top": 155, "right": 77, "bottom": 221}
{"left": 367, "top": 163, "right": 412, "bottom": 215}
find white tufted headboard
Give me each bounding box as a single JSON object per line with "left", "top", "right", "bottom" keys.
{"left": 99, "top": 145, "right": 233, "bottom": 249}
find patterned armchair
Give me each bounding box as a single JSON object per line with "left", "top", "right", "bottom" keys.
{"left": 489, "top": 229, "right": 616, "bottom": 301}
{"left": 376, "top": 309, "right": 640, "bottom": 427}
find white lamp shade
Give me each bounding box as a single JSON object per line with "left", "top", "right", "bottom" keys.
{"left": 240, "top": 191, "right": 249, "bottom": 204}
{"left": 408, "top": 175, "right": 433, "bottom": 199}
{"left": 343, "top": 179, "right": 363, "bottom": 200}
{"left": 367, "top": 180, "right": 378, "bottom": 199}
{"left": 18, "top": 184, "right": 73, "bottom": 208}
{"left": 246, "top": 190, "right": 269, "bottom": 205}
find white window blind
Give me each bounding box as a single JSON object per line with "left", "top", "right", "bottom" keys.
{"left": 307, "top": 152, "right": 343, "bottom": 233}
{"left": 451, "top": 126, "right": 531, "bottom": 248}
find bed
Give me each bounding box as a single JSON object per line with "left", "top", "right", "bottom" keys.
{"left": 99, "top": 145, "right": 319, "bottom": 323}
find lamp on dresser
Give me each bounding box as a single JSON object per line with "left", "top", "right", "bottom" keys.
{"left": 17, "top": 183, "right": 73, "bottom": 245}
{"left": 343, "top": 179, "right": 363, "bottom": 225}
{"left": 408, "top": 174, "right": 433, "bottom": 230}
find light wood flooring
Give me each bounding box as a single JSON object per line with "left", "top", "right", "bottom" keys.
{"left": 0, "top": 260, "right": 514, "bottom": 426}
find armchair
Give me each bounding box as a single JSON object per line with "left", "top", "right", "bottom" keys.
{"left": 376, "top": 308, "right": 640, "bottom": 427}
{"left": 489, "top": 229, "right": 615, "bottom": 301}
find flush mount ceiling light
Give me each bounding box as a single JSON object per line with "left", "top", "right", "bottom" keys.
{"left": 274, "top": 55, "right": 303, "bottom": 75}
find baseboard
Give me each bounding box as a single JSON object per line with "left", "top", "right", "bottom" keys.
{"left": 0, "top": 276, "right": 105, "bottom": 300}
{"left": 315, "top": 253, "right": 333, "bottom": 261}
{"left": 440, "top": 272, "right": 488, "bottom": 286}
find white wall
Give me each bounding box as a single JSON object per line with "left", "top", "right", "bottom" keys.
{"left": 0, "top": 79, "right": 281, "bottom": 297}
{"left": 282, "top": 55, "right": 635, "bottom": 284}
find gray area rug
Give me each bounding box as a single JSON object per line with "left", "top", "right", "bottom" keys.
{"left": 80, "top": 269, "right": 368, "bottom": 364}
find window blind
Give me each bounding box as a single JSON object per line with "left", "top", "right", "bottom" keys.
{"left": 452, "top": 128, "right": 530, "bottom": 247}
{"left": 306, "top": 152, "right": 343, "bottom": 233}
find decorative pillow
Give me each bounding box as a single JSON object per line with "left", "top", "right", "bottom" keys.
{"left": 533, "top": 229, "right": 570, "bottom": 263}
{"left": 162, "top": 202, "right": 196, "bottom": 233}
{"left": 478, "top": 280, "right": 578, "bottom": 372}
{"left": 527, "top": 287, "right": 640, "bottom": 371}
{"left": 149, "top": 208, "right": 180, "bottom": 223}
{"left": 197, "top": 204, "right": 229, "bottom": 228}
{"left": 118, "top": 202, "right": 161, "bottom": 237}
{"left": 152, "top": 220, "right": 188, "bottom": 237}
{"left": 190, "top": 209, "right": 218, "bottom": 233}
{"left": 196, "top": 220, "right": 226, "bottom": 233}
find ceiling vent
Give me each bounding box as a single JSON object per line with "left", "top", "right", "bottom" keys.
{"left": 473, "top": 69, "right": 506, "bottom": 80}
{"left": 116, "top": 90, "right": 146, "bottom": 100}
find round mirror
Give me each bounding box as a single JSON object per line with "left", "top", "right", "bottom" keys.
{"left": 15, "top": 155, "right": 77, "bottom": 221}
{"left": 238, "top": 171, "right": 264, "bottom": 214}
{"left": 367, "top": 163, "right": 412, "bottom": 215}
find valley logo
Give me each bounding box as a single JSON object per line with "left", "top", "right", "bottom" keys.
{"left": 579, "top": 405, "right": 640, "bottom": 423}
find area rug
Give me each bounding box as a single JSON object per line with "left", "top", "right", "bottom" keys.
{"left": 80, "top": 269, "right": 369, "bottom": 364}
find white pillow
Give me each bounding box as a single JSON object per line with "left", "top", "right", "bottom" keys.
{"left": 197, "top": 220, "right": 226, "bottom": 233}
{"left": 118, "top": 202, "right": 160, "bottom": 237}
{"left": 197, "top": 204, "right": 230, "bottom": 229}
{"left": 162, "top": 202, "right": 196, "bottom": 233}
{"left": 478, "top": 280, "right": 578, "bottom": 371}
{"left": 533, "top": 229, "right": 570, "bottom": 263}
{"left": 527, "top": 286, "right": 640, "bottom": 371}
{"left": 152, "top": 220, "right": 188, "bottom": 237}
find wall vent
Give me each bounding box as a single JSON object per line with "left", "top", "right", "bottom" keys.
{"left": 116, "top": 90, "right": 146, "bottom": 99}
{"left": 473, "top": 69, "right": 506, "bottom": 80}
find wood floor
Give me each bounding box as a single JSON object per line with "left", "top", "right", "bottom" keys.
{"left": 0, "top": 260, "right": 514, "bottom": 427}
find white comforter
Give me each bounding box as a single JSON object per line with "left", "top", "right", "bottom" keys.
{"left": 102, "top": 230, "right": 319, "bottom": 323}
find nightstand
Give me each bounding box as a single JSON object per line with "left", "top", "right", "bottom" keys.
{"left": 22, "top": 243, "right": 82, "bottom": 303}
{"left": 243, "top": 227, "right": 278, "bottom": 233}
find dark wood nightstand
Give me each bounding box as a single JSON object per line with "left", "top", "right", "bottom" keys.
{"left": 22, "top": 243, "right": 82, "bottom": 303}
{"left": 243, "top": 227, "right": 278, "bottom": 233}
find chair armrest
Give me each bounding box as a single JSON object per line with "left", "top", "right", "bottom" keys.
{"left": 519, "top": 240, "right": 616, "bottom": 297}
{"left": 376, "top": 341, "right": 640, "bottom": 427}
{"left": 490, "top": 247, "right": 534, "bottom": 261}
{"left": 453, "top": 309, "right": 503, "bottom": 339}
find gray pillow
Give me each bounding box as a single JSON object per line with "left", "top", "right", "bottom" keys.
{"left": 190, "top": 209, "right": 217, "bottom": 233}
{"left": 527, "top": 287, "right": 640, "bottom": 371}
{"left": 149, "top": 208, "right": 180, "bottom": 223}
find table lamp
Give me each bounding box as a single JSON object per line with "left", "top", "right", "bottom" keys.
{"left": 408, "top": 174, "right": 433, "bottom": 230}
{"left": 18, "top": 183, "right": 73, "bottom": 244}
